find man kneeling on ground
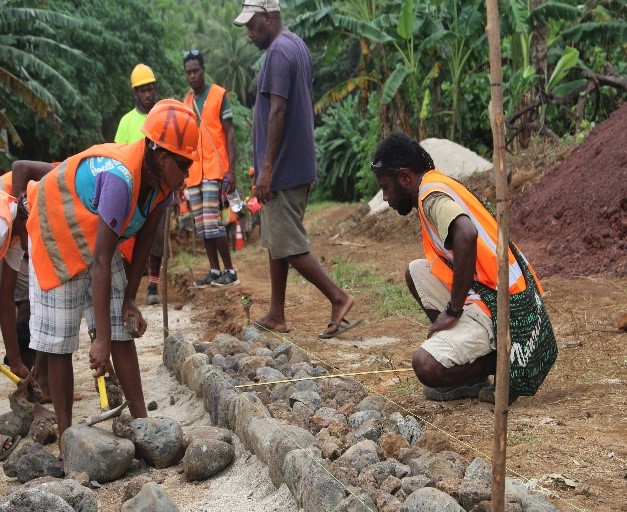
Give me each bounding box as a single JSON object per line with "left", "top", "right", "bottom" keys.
{"left": 371, "top": 133, "right": 557, "bottom": 403}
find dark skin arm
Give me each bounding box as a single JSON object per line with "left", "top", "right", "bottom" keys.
{"left": 427, "top": 214, "right": 478, "bottom": 339}
{"left": 222, "top": 118, "right": 237, "bottom": 195}
{"left": 90, "top": 201, "right": 164, "bottom": 377}
{"left": 255, "top": 93, "right": 287, "bottom": 205}
{"left": 125, "top": 207, "right": 164, "bottom": 302}
{"left": 0, "top": 260, "right": 29, "bottom": 379}
{"left": 11, "top": 161, "right": 55, "bottom": 197}
{"left": 89, "top": 216, "right": 120, "bottom": 378}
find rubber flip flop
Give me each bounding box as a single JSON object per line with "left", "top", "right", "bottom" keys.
{"left": 254, "top": 319, "right": 290, "bottom": 334}
{"left": 319, "top": 318, "right": 363, "bottom": 339}
{"left": 0, "top": 435, "right": 20, "bottom": 462}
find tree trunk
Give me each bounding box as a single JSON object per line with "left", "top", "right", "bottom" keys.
{"left": 485, "top": 1, "right": 512, "bottom": 510}
{"left": 531, "top": 0, "right": 548, "bottom": 91}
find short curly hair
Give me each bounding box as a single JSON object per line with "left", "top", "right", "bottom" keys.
{"left": 372, "top": 132, "right": 434, "bottom": 177}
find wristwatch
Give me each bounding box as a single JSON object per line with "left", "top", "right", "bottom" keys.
{"left": 445, "top": 301, "right": 463, "bottom": 318}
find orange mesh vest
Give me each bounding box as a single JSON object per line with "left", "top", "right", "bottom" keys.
{"left": 0, "top": 173, "right": 12, "bottom": 195}
{"left": 418, "top": 170, "right": 543, "bottom": 317}
{"left": 0, "top": 189, "right": 16, "bottom": 260}
{"left": 183, "top": 84, "right": 229, "bottom": 186}
{"left": 27, "top": 140, "right": 168, "bottom": 290}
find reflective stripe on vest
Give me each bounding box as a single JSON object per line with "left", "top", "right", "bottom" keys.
{"left": 0, "top": 189, "right": 16, "bottom": 260}
{"left": 0, "top": 173, "right": 12, "bottom": 195}
{"left": 28, "top": 140, "right": 168, "bottom": 290}
{"left": 418, "top": 170, "right": 538, "bottom": 315}
{"left": 184, "top": 84, "right": 229, "bottom": 186}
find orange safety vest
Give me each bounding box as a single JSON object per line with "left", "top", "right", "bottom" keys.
{"left": 0, "top": 189, "right": 17, "bottom": 260}
{"left": 27, "top": 140, "right": 169, "bottom": 290}
{"left": 183, "top": 84, "right": 230, "bottom": 186}
{"left": 0, "top": 173, "right": 12, "bottom": 195}
{"left": 418, "top": 170, "right": 543, "bottom": 317}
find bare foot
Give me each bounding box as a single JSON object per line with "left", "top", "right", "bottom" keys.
{"left": 254, "top": 315, "right": 290, "bottom": 334}
{"left": 328, "top": 294, "right": 354, "bottom": 327}
{"left": 320, "top": 295, "right": 363, "bottom": 338}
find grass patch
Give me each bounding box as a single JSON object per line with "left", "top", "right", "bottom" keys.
{"left": 330, "top": 256, "right": 427, "bottom": 320}
{"left": 168, "top": 250, "right": 205, "bottom": 274}
{"left": 305, "top": 201, "right": 343, "bottom": 214}
{"left": 507, "top": 430, "right": 541, "bottom": 446}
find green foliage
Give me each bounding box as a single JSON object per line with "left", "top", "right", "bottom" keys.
{"left": 314, "top": 92, "right": 380, "bottom": 202}
{"left": 330, "top": 256, "right": 423, "bottom": 319}
{"left": 0, "top": 0, "right": 83, "bottom": 156}
{"left": 10, "top": 0, "right": 187, "bottom": 161}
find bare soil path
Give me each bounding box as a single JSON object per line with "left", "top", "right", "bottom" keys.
{"left": 181, "top": 200, "right": 626, "bottom": 512}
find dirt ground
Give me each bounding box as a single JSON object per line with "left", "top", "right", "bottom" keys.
{"left": 171, "top": 156, "right": 626, "bottom": 511}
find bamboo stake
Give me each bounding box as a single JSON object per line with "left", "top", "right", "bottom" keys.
{"left": 162, "top": 208, "right": 171, "bottom": 340}
{"left": 485, "top": 1, "right": 512, "bottom": 510}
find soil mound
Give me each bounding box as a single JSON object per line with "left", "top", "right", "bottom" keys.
{"left": 511, "top": 102, "right": 627, "bottom": 277}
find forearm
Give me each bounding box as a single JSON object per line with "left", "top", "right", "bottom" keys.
{"left": 0, "top": 264, "right": 20, "bottom": 365}
{"left": 92, "top": 257, "right": 113, "bottom": 345}
{"left": 261, "top": 102, "right": 287, "bottom": 176}
{"left": 226, "top": 123, "right": 236, "bottom": 173}
{"left": 11, "top": 161, "right": 54, "bottom": 196}
{"left": 449, "top": 218, "right": 478, "bottom": 311}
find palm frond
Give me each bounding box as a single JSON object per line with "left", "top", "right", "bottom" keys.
{"left": 0, "top": 109, "right": 23, "bottom": 147}
{"left": 0, "top": 67, "right": 51, "bottom": 117}
{"left": 314, "top": 76, "right": 375, "bottom": 114}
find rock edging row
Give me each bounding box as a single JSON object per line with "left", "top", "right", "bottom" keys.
{"left": 163, "top": 326, "right": 560, "bottom": 512}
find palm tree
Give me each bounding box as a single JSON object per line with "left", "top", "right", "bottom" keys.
{"left": 181, "top": 2, "right": 259, "bottom": 107}
{"left": 0, "top": 0, "right": 82, "bottom": 161}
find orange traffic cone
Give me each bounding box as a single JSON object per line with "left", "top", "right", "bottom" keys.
{"left": 235, "top": 221, "right": 244, "bottom": 250}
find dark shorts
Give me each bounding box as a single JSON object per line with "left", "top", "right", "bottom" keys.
{"left": 260, "top": 184, "right": 311, "bottom": 259}
{"left": 150, "top": 213, "right": 166, "bottom": 258}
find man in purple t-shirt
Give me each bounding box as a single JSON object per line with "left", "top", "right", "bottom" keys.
{"left": 234, "top": 1, "right": 362, "bottom": 339}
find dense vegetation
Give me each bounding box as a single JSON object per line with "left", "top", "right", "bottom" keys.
{"left": 1, "top": 0, "right": 625, "bottom": 200}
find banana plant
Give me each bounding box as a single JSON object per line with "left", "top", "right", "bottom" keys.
{"left": 0, "top": 0, "right": 83, "bottom": 152}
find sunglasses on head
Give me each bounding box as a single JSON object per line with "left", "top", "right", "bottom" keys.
{"left": 370, "top": 162, "right": 403, "bottom": 174}
{"left": 183, "top": 49, "right": 201, "bottom": 61}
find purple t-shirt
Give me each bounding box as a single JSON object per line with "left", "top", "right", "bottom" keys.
{"left": 75, "top": 157, "right": 171, "bottom": 240}
{"left": 252, "top": 31, "right": 317, "bottom": 191}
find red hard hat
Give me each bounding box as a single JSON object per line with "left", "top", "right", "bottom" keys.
{"left": 141, "top": 99, "right": 199, "bottom": 161}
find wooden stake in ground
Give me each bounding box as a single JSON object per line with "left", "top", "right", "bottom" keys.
{"left": 485, "top": 1, "right": 512, "bottom": 510}
{"left": 162, "top": 208, "right": 171, "bottom": 340}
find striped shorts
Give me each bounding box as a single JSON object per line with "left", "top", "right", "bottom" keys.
{"left": 29, "top": 248, "right": 132, "bottom": 354}
{"left": 188, "top": 179, "right": 226, "bottom": 239}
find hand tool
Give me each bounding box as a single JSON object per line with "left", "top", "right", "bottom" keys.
{"left": 86, "top": 329, "right": 129, "bottom": 426}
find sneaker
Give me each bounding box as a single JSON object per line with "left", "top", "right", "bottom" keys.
{"left": 145, "top": 285, "right": 160, "bottom": 305}
{"left": 211, "top": 270, "right": 240, "bottom": 287}
{"left": 478, "top": 384, "right": 519, "bottom": 405}
{"left": 194, "top": 271, "right": 220, "bottom": 288}
{"left": 423, "top": 377, "right": 490, "bottom": 401}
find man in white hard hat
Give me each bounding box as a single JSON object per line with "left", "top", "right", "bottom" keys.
{"left": 114, "top": 64, "right": 163, "bottom": 306}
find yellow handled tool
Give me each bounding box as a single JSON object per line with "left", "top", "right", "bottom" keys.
{"left": 0, "top": 364, "right": 43, "bottom": 403}
{"left": 0, "top": 364, "right": 21, "bottom": 385}
{"left": 86, "top": 329, "right": 129, "bottom": 426}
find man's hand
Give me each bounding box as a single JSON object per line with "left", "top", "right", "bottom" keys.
{"left": 122, "top": 298, "right": 147, "bottom": 337}
{"left": 427, "top": 310, "right": 460, "bottom": 339}
{"left": 89, "top": 338, "right": 113, "bottom": 378}
{"left": 9, "top": 360, "right": 31, "bottom": 381}
{"left": 254, "top": 169, "right": 272, "bottom": 205}
{"left": 223, "top": 171, "right": 236, "bottom": 195}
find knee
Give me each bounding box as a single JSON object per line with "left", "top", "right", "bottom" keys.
{"left": 412, "top": 348, "right": 444, "bottom": 387}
